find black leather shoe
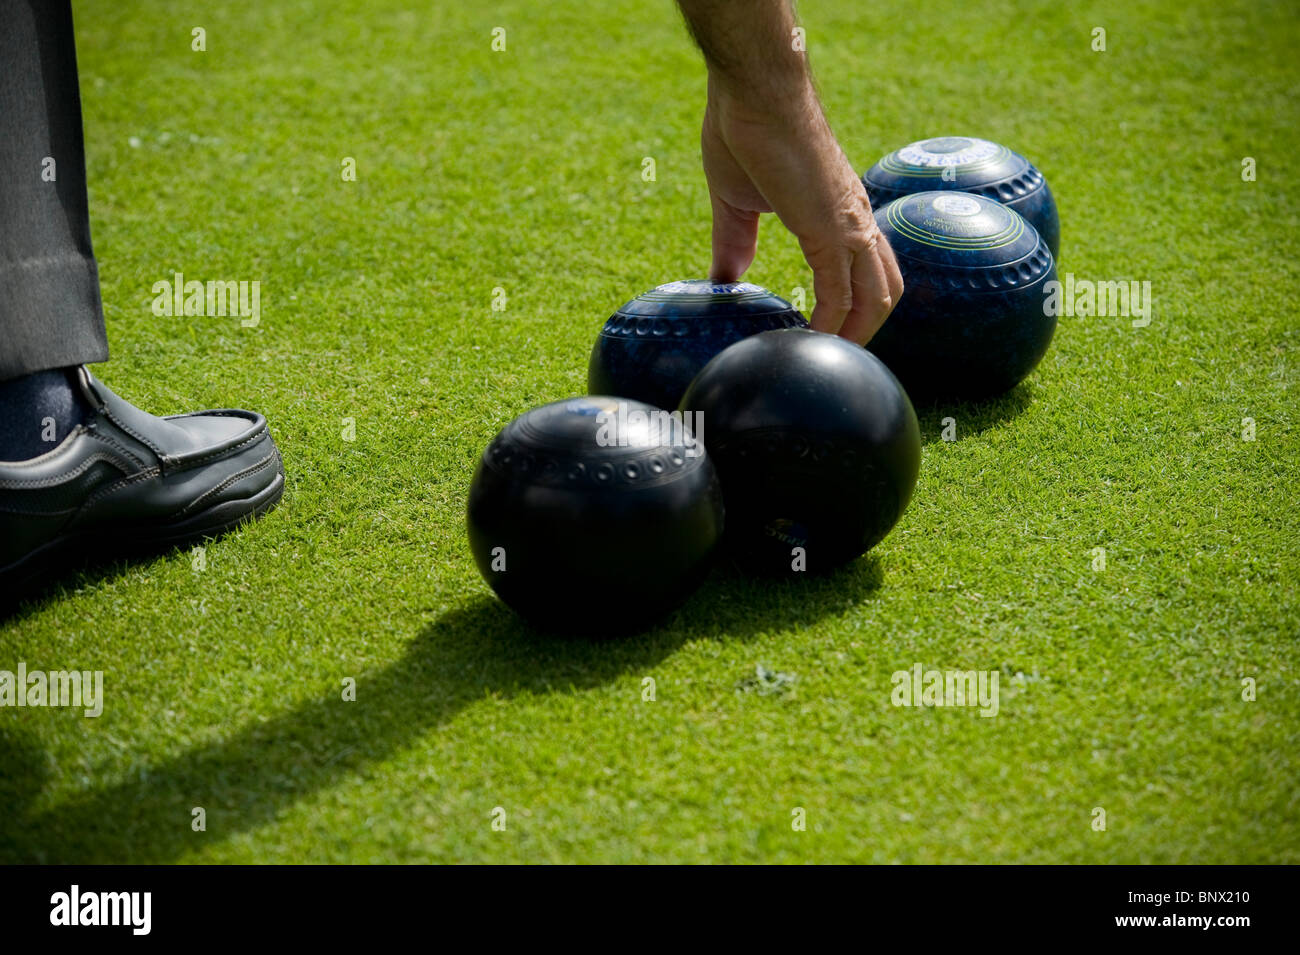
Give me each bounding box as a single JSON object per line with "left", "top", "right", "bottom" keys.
{"left": 0, "top": 367, "right": 284, "bottom": 600}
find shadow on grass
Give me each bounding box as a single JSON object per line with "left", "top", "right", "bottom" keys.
{"left": 2, "top": 523, "right": 262, "bottom": 625}
{"left": 912, "top": 383, "right": 1032, "bottom": 445}
{"left": 0, "top": 554, "right": 883, "bottom": 863}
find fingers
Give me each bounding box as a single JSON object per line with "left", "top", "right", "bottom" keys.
{"left": 808, "top": 239, "right": 905, "bottom": 344}
{"left": 875, "top": 216, "right": 904, "bottom": 307}
{"left": 840, "top": 221, "right": 904, "bottom": 344}
{"left": 839, "top": 245, "right": 890, "bottom": 345}
{"left": 709, "top": 191, "right": 761, "bottom": 283}
{"left": 808, "top": 248, "right": 854, "bottom": 336}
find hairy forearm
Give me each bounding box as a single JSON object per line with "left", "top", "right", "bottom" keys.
{"left": 676, "top": 0, "right": 812, "bottom": 108}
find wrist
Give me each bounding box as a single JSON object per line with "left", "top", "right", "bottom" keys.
{"left": 707, "top": 70, "right": 821, "bottom": 128}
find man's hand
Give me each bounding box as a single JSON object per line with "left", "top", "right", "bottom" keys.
{"left": 679, "top": 0, "right": 902, "bottom": 344}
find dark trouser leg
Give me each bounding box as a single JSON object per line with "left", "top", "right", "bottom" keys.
{"left": 0, "top": 0, "right": 108, "bottom": 382}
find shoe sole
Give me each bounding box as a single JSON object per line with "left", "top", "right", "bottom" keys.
{"left": 0, "top": 470, "right": 284, "bottom": 610}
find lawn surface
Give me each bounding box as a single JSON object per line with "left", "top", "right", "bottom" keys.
{"left": 1, "top": 0, "right": 1297, "bottom": 863}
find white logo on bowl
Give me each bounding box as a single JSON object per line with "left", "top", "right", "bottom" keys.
{"left": 897, "top": 137, "right": 999, "bottom": 167}
{"left": 931, "top": 194, "right": 982, "bottom": 217}
{"left": 655, "top": 280, "right": 764, "bottom": 296}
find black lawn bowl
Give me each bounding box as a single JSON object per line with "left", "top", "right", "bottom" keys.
{"left": 466, "top": 396, "right": 724, "bottom": 635}
{"left": 588, "top": 279, "right": 807, "bottom": 412}
{"left": 679, "top": 329, "right": 920, "bottom": 576}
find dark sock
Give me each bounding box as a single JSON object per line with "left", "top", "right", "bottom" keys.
{"left": 0, "top": 367, "right": 88, "bottom": 460}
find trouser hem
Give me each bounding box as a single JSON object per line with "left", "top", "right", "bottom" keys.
{"left": 0, "top": 253, "right": 108, "bottom": 380}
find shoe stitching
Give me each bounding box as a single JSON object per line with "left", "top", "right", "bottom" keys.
{"left": 172, "top": 450, "right": 280, "bottom": 518}
{"left": 166, "top": 428, "right": 269, "bottom": 472}
{"left": 86, "top": 372, "right": 260, "bottom": 454}
{"left": 165, "top": 410, "right": 259, "bottom": 422}
{"left": 0, "top": 450, "right": 128, "bottom": 490}
{"left": 100, "top": 404, "right": 167, "bottom": 458}
{"left": 99, "top": 400, "right": 267, "bottom": 472}
{"left": 77, "top": 467, "right": 162, "bottom": 514}
{"left": 85, "top": 423, "right": 149, "bottom": 470}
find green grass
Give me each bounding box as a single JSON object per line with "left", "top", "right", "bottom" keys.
{"left": 1, "top": 0, "right": 1297, "bottom": 863}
